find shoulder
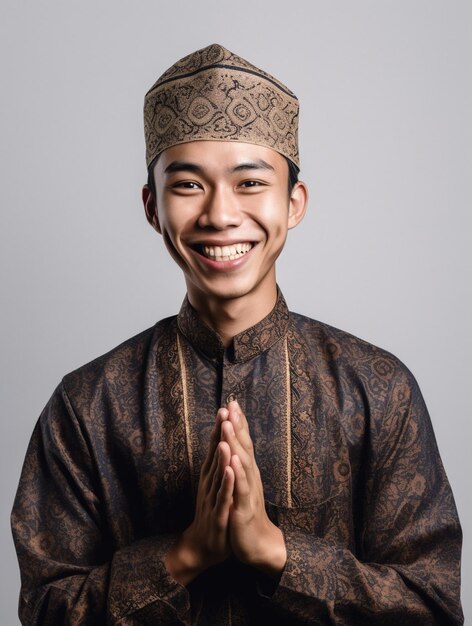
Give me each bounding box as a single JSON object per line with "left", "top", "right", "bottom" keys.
{"left": 288, "top": 312, "right": 434, "bottom": 461}
{"left": 61, "top": 315, "right": 177, "bottom": 409}
{"left": 289, "top": 310, "right": 418, "bottom": 407}
{"left": 289, "top": 310, "right": 403, "bottom": 366}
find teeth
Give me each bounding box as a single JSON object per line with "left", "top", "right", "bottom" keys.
{"left": 202, "top": 242, "right": 252, "bottom": 261}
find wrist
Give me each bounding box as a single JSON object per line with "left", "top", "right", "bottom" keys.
{"left": 164, "top": 532, "right": 207, "bottom": 587}
{"left": 246, "top": 524, "right": 287, "bottom": 577}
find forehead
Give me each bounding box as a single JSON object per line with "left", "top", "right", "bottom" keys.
{"left": 154, "top": 140, "right": 288, "bottom": 177}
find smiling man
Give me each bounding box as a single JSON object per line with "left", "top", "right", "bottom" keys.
{"left": 12, "top": 44, "right": 463, "bottom": 625}
{"left": 143, "top": 140, "right": 306, "bottom": 341}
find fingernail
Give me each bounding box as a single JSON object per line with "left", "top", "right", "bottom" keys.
{"left": 219, "top": 408, "right": 229, "bottom": 420}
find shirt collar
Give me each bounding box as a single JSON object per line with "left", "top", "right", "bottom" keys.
{"left": 177, "top": 289, "right": 290, "bottom": 363}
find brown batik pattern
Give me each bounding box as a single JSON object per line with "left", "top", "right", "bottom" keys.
{"left": 11, "top": 292, "right": 463, "bottom": 624}
{"left": 144, "top": 43, "right": 300, "bottom": 168}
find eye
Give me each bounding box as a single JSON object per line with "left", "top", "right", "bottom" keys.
{"left": 174, "top": 181, "right": 200, "bottom": 189}
{"left": 169, "top": 180, "right": 202, "bottom": 195}
{"left": 239, "top": 180, "right": 265, "bottom": 189}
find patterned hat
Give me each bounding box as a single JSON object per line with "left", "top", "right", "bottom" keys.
{"left": 144, "top": 43, "right": 300, "bottom": 168}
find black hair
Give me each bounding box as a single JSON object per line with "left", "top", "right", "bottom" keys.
{"left": 147, "top": 160, "right": 158, "bottom": 201}
{"left": 286, "top": 158, "right": 300, "bottom": 195}
{"left": 147, "top": 154, "right": 299, "bottom": 199}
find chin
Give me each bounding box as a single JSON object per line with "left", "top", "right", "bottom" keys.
{"left": 202, "top": 286, "right": 253, "bottom": 302}
{"left": 189, "top": 277, "right": 260, "bottom": 303}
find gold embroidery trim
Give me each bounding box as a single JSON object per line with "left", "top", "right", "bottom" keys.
{"left": 176, "top": 333, "right": 194, "bottom": 490}
{"left": 284, "top": 336, "right": 292, "bottom": 507}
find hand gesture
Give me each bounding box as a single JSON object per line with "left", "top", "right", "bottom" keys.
{"left": 222, "top": 400, "right": 287, "bottom": 577}
{"left": 165, "top": 400, "right": 287, "bottom": 585}
{"left": 164, "top": 407, "right": 234, "bottom": 585}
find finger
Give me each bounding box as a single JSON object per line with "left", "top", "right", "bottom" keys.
{"left": 204, "top": 441, "right": 220, "bottom": 486}
{"left": 214, "top": 466, "right": 235, "bottom": 529}
{"left": 227, "top": 401, "right": 254, "bottom": 454}
{"left": 222, "top": 420, "right": 263, "bottom": 494}
{"left": 231, "top": 455, "right": 251, "bottom": 511}
{"left": 209, "top": 442, "right": 231, "bottom": 502}
{"left": 201, "top": 407, "right": 229, "bottom": 475}
{"left": 221, "top": 420, "right": 252, "bottom": 470}
{"left": 201, "top": 438, "right": 224, "bottom": 497}
{"left": 209, "top": 407, "right": 229, "bottom": 451}
{"left": 226, "top": 400, "right": 250, "bottom": 431}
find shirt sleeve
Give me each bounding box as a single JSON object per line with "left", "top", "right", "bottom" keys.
{"left": 260, "top": 365, "right": 464, "bottom": 625}
{"left": 11, "top": 383, "right": 192, "bottom": 625}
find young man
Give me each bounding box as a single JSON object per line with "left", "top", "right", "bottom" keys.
{"left": 12, "top": 44, "right": 463, "bottom": 625}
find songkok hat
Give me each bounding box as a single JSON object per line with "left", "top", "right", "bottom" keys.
{"left": 144, "top": 43, "right": 300, "bottom": 169}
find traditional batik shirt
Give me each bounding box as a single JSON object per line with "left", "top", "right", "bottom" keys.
{"left": 11, "top": 291, "right": 463, "bottom": 624}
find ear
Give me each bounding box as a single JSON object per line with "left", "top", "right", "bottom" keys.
{"left": 142, "top": 184, "right": 161, "bottom": 234}
{"left": 288, "top": 180, "right": 308, "bottom": 230}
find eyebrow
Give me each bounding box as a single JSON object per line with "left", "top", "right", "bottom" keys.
{"left": 230, "top": 159, "right": 275, "bottom": 173}
{"left": 164, "top": 161, "right": 203, "bottom": 175}
{"left": 163, "top": 159, "right": 275, "bottom": 175}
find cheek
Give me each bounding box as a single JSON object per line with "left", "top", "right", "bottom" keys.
{"left": 158, "top": 211, "right": 193, "bottom": 246}
{"left": 157, "top": 213, "right": 190, "bottom": 265}
{"left": 256, "top": 202, "right": 290, "bottom": 239}
{"left": 161, "top": 231, "right": 181, "bottom": 262}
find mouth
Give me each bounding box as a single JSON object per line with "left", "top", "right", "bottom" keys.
{"left": 192, "top": 242, "right": 254, "bottom": 262}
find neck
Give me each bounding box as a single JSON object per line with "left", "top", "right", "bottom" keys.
{"left": 187, "top": 282, "right": 278, "bottom": 348}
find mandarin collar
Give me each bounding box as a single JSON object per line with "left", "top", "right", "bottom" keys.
{"left": 176, "top": 289, "right": 290, "bottom": 363}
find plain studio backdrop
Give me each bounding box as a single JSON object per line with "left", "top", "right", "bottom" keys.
{"left": 1, "top": 1, "right": 470, "bottom": 623}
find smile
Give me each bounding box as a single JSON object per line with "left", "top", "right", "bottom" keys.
{"left": 196, "top": 242, "right": 253, "bottom": 261}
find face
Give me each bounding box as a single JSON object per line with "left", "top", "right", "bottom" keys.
{"left": 144, "top": 140, "right": 307, "bottom": 308}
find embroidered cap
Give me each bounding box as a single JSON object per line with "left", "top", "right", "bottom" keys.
{"left": 144, "top": 43, "right": 300, "bottom": 169}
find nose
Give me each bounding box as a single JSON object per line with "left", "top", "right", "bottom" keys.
{"left": 197, "top": 186, "right": 242, "bottom": 230}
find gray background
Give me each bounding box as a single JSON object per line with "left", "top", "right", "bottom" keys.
{"left": 1, "top": 0, "right": 470, "bottom": 623}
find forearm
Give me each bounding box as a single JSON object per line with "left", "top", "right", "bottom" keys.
{"left": 15, "top": 533, "right": 191, "bottom": 625}
{"left": 263, "top": 527, "right": 463, "bottom": 625}
{"left": 12, "top": 388, "right": 192, "bottom": 626}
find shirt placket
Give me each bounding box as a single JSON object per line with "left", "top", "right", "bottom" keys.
{"left": 220, "top": 356, "right": 241, "bottom": 407}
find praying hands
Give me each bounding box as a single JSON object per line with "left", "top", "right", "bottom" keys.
{"left": 164, "top": 400, "right": 287, "bottom": 586}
